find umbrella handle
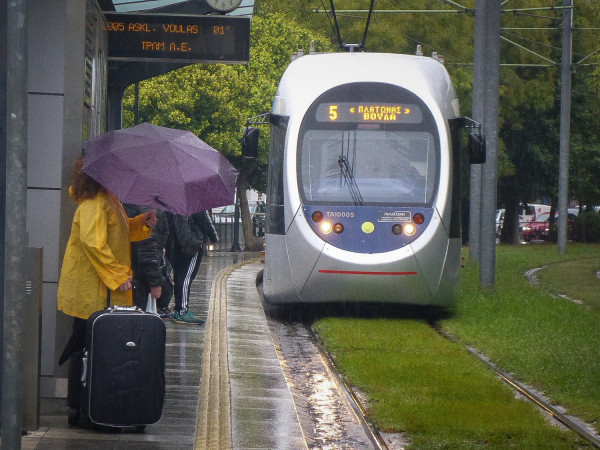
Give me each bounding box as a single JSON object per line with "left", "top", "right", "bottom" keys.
{"left": 154, "top": 196, "right": 169, "bottom": 210}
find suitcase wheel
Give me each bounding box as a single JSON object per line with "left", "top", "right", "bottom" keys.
{"left": 68, "top": 408, "right": 80, "bottom": 426}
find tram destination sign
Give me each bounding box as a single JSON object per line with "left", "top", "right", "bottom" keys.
{"left": 105, "top": 13, "right": 250, "bottom": 64}
{"left": 316, "top": 102, "right": 423, "bottom": 124}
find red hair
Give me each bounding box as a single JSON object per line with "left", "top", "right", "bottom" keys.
{"left": 70, "top": 156, "right": 105, "bottom": 202}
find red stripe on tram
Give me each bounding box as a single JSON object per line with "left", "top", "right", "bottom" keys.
{"left": 319, "top": 269, "right": 418, "bottom": 276}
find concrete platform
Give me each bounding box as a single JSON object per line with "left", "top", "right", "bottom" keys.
{"left": 19, "top": 252, "right": 306, "bottom": 449}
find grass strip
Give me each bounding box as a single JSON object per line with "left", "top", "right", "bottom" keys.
{"left": 314, "top": 318, "right": 586, "bottom": 448}
{"left": 443, "top": 244, "right": 600, "bottom": 423}
{"left": 535, "top": 256, "right": 600, "bottom": 309}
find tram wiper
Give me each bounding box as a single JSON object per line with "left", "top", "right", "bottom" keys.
{"left": 338, "top": 156, "right": 363, "bottom": 206}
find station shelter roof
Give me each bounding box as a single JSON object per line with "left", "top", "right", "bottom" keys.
{"left": 98, "top": 0, "right": 255, "bottom": 16}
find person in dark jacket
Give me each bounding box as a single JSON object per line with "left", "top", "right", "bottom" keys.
{"left": 124, "top": 204, "right": 173, "bottom": 317}
{"left": 167, "top": 211, "right": 218, "bottom": 324}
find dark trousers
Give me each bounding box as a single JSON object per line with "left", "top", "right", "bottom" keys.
{"left": 157, "top": 277, "right": 174, "bottom": 309}
{"left": 172, "top": 250, "right": 202, "bottom": 314}
{"left": 132, "top": 279, "right": 150, "bottom": 310}
{"left": 63, "top": 317, "right": 87, "bottom": 410}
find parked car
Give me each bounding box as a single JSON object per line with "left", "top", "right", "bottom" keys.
{"left": 522, "top": 211, "right": 575, "bottom": 242}
{"left": 522, "top": 213, "right": 550, "bottom": 241}
{"left": 496, "top": 204, "right": 551, "bottom": 239}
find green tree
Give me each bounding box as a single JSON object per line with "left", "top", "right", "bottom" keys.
{"left": 495, "top": 2, "right": 559, "bottom": 243}
{"left": 497, "top": 0, "right": 600, "bottom": 242}
{"left": 570, "top": 0, "right": 600, "bottom": 211}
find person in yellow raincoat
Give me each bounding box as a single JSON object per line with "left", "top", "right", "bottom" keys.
{"left": 58, "top": 156, "right": 157, "bottom": 426}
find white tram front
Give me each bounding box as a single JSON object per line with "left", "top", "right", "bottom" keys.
{"left": 263, "top": 53, "right": 465, "bottom": 307}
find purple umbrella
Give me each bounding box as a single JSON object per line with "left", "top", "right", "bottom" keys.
{"left": 82, "top": 123, "right": 238, "bottom": 216}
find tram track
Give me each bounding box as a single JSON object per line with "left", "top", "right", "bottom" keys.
{"left": 432, "top": 325, "right": 600, "bottom": 449}
{"left": 271, "top": 310, "right": 600, "bottom": 449}
{"left": 263, "top": 302, "right": 397, "bottom": 448}
{"left": 301, "top": 317, "right": 600, "bottom": 449}
{"left": 304, "top": 324, "right": 389, "bottom": 450}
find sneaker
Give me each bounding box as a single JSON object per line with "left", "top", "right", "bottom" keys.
{"left": 158, "top": 307, "right": 172, "bottom": 319}
{"left": 173, "top": 310, "right": 205, "bottom": 325}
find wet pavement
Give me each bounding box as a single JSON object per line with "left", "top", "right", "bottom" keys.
{"left": 19, "top": 251, "right": 375, "bottom": 449}
{"left": 226, "top": 262, "right": 305, "bottom": 449}
{"left": 268, "top": 322, "right": 376, "bottom": 449}
{"left": 20, "top": 252, "right": 248, "bottom": 449}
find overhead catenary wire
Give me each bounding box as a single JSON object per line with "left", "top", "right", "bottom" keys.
{"left": 501, "top": 35, "right": 557, "bottom": 65}
{"left": 360, "top": 0, "right": 376, "bottom": 50}
{"left": 314, "top": 1, "right": 596, "bottom": 69}
{"left": 328, "top": 0, "right": 344, "bottom": 49}
{"left": 324, "top": 0, "right": 376, "bottom": 51}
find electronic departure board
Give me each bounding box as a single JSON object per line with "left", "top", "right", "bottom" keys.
{"left": 316, "top": 102, "right": 422, "bottom": 124}
{"left": 105, "top": 13, "right": 250, "bottom": 64}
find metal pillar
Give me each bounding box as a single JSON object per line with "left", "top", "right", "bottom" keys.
{"left": 2, "top": 0, "right": 28, "bottom": 446}
{"left": 231, "top": 197, "right": 242, "bottom": 252}
{"left": 0, "top": 0, "right": 7, "bottom": 423}
{"left": 469, "top": 0, "right": 487, "bottom": 263}
{"left": 479, "top": 1, "right": 501, "bottom": 287}
{"left": 557, "top": 0, "right": 572, "bottom": 254}
{"left": 22, "top": 247, "right": 43, "bottom": 431}
{"left": 107, "top": 83, "right": 125, "bottom": 131}
{"left": 134, "top": 82, "right": 140, "bottom": 125}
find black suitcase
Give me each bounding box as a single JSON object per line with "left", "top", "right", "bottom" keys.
{"left": 84, "top": 306, "right": 166, "bottom": 428}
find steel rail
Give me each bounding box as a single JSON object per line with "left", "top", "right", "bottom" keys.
{"left": 433, "top": 326, "right": 600, "bottom": 449}
{"left": 305, "top": 324, "right": 389, "bottom": 450}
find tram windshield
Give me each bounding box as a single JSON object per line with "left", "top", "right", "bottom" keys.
{"left": 297, "top": 82, "right": 439, "bottom": 207}
{"left": 299, "top": 129, "right": 436, "bottom": 205}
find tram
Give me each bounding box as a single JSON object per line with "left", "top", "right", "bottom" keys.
{"left": 262, "top": 52, "right": 475, "bottom": 307}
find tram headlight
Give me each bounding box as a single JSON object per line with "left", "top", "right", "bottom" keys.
{"left": 404, "top": 223, "right": 416, "bottom": 236}
{"left": 392, "top": 224, "right": 403, "bottom": 235}
{"left": 312, "top": 211, "right": 324, "bottom": 222}
{"left": 332, "top": 223, "right": 344, "bottom": 234}
{"left": 320, "top": 221, "right": 333, "bottom": 234}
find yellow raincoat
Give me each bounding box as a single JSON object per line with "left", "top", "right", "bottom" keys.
{"left": 57, "top": 190, "right": 152, "bottom": 319}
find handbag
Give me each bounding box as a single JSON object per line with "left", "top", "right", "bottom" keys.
{"left": 146, "top": 293, "right": 158, "bottom": 315}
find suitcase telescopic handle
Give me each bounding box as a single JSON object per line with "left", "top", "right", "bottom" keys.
{"left": 105, "top": 287, "right": 141, "bottom": 312}
{"left": 112, "top": 306, "right": 139, "bottom": 312}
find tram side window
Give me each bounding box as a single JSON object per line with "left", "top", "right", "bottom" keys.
{"left": 267, "top": 116, "right": 287, "bottom": 234}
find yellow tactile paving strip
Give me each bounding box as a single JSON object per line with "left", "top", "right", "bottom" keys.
{"left": 194, "top": 260, "right": 247, "bottom": 449}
